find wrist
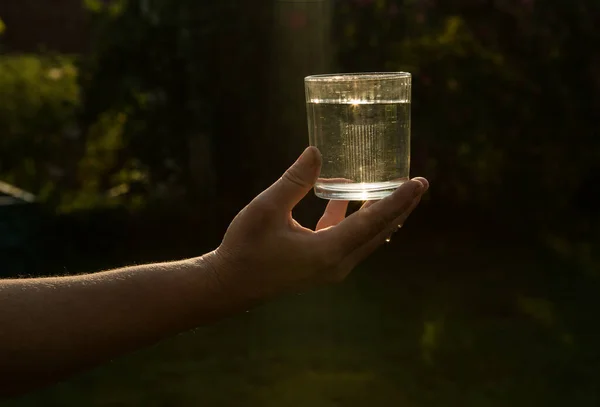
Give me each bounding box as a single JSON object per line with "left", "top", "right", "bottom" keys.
{"left": 205, "top": 247, "right": 275, "bottom": 307}
{"left": 194, "top": 250, "right": 226, "bottom": 293}
{"left": 191, "top": 249, "right": 264, "bottom": 316}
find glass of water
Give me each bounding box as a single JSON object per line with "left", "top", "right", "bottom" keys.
{"left": 305, "top": 72, "right": 411, "bottom": 200}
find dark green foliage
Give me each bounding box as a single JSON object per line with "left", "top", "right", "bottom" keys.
{"left": 77, "top": 0, "right": 599, "bottom": 235}
{"left": 0, "top": 55, "right": 80, "bottom": 199}
{"left": 0, "top": 55, "right": 144, "bottom": 212}
{"left": 2, "top": 0, "right": 599, "bottom": 237}
{"left": 336, "top": 0, "right": 600, "bottom": 233}
{"left": 80, "top": 0, "right": 273, "bottom": 207}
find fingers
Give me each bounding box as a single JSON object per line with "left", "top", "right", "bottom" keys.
{"left": 342, "top": 194, "right": 424, "bottom": 270}
{"left": 411, "top": 177, "right": 429, "bottom": 194}
{"left": 316, "top": 200, "right": 350, "bottom": 231}
{"left": 332, "top": 180, "right": 428, "bottom": 278}
{"left": 261, "top": 147, "right": 321, "bottom": 212}
{"left": 359, "top": 178, "right": 428, "bottom": 210}
{"left": 356, "top": 176, "right": 427, "bottom": 212}
{"left": 325, "top": 178, "right": 427, "bottom": 255}
{"left": 360, "top": 200, "right": 376, "bottom": 210}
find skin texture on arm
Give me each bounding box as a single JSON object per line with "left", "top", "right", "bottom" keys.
{"left": 0, "top": 255, "right": 227, "bottom": 396}
{"left": 0, "top": 147, "right": 428, "bottom": 397}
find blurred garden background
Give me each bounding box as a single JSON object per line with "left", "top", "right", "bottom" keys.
{"left": 1, "top": 0, "right": 600, "bottom": 405}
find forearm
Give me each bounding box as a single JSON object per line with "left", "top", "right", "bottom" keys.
{"left": 0, "top": 251, "right": 250, "bottom": 396}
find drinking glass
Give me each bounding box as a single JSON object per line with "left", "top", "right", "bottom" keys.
{"left": 305, "top": 72, "right": 411, "bottom": 200}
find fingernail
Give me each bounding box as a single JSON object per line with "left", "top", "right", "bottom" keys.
{"left": 411, "top": 177, "right": 429, "bottom": 194}
{"left": 298, "top": 147, "right": 320, "bottom": 169}
{"left": 412, "top": 182, "right": 423, "bottom": 198}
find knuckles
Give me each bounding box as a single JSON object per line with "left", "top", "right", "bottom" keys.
{"left": 282, "top": 167, "right": 311, "bottom": 189}
{"left": 364, "top": 210, "right": 390, "bottom": 235}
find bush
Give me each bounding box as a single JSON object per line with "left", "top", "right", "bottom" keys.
{"left": 0, "top": 54, "right": 146, "bottom": 213}
{"left": 335, "top": 0, "right": 600, "bottom": 233}
{"left": 4, "top": 1, "right": 598, "bottom": 237}
{"left": 80, "top": 0, "right": 273, "bottom": 211}
{"left": 1, "top": 1, "right": 274, "bottom": 218}
{"left": 0, "top": 55, "right": 79, "bottom": 196}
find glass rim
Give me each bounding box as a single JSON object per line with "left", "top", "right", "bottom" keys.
{"left": 305, "top": 72, "right": 411, "bottom": 82}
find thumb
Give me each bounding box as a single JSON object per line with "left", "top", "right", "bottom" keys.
{"left": 264, "top": 146, "right": 321, "bottom": 211}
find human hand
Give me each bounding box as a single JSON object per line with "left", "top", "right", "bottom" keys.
{"left": 211, "top": 147, "right": 429, "bottom": 301}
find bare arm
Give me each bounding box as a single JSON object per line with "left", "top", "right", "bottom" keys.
{"left": 0, "top": 252, "right": 248, "bottom": 396}
{"left": 0, "top": 147, "right": 428, "bottom": 397}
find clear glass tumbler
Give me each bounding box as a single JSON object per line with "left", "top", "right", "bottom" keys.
{"left": 305, "top": 72, "right": 411, "bottom": 200}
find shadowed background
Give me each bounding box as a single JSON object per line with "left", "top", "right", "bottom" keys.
{"left": 1, "top": 0, "right": 599, "bottom": 405}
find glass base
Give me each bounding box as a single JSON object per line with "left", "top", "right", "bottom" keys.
{"left": 314, "top": 179, "right": 408, "bottom": 201}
